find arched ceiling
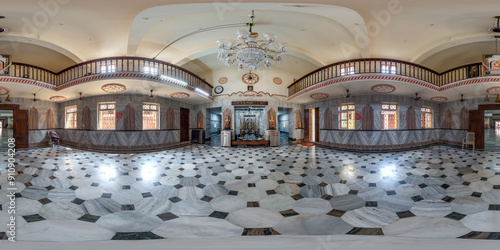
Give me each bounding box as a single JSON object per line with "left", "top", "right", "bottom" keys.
{"left": 1, "top": 0, "right": 500, "bottom": 103}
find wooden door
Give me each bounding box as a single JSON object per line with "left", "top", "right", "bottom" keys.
{"left": 315, "top": 107, "right": 320, "bottom": 142}
{"left": 304, "top": 109, "right": 310, "bottom": 141}
{"left": 469, "top": 110, "right": 484, "bottom": 149}
{"left": 180, "top": 108, "right": 190, "bottom": 142}
{"left": 14, "top": 109, "right": 29, "bottom": 149}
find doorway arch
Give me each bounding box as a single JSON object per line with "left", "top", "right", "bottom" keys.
{"left": 469, "top": 104, "right": 500, "bottom": 149}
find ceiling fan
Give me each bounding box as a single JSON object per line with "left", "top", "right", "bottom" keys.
{"left": 78, "top": 92, "right": 85, "bottom": 101}
{"left": 414, "top": 93, "right": 421, "bottom": 101}
{"left": 148, "top": 89, "right": 156, "bottom": 99}
{"left": 32, "top": 93, "right": 40, "bottom": 102}
{"left": 344, "top": 89, "right": 351, "bottom": 98}
{"left": 460, "top": 94, "right": 466, "bottom": 102}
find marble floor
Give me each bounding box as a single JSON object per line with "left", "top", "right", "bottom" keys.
{"left": 1, "top": 143, "right": 500, "bottom": 243}
{"left": 0, "top": 128, "right": 13, "bottom": 149}
{"left": 485, "top": 128, "right": 500, "bottom": 150}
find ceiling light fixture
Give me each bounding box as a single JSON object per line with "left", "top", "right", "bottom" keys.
{"left": 491, "top": 16, "right": 500, "bottom": 33}
{"left": 496, "top": 94, "right": 500, "bottom": 103}
{"left": 484, "top": 94, "right": 490, "bottom": 101}
{"left": 217, "top": 10, "right": 287, "bottom": 71}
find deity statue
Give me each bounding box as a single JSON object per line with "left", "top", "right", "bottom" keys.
{"left": 224, "top": 115, "right": 231, "bottom": 130}
{"left": 197, "top": 121, "right": 202, "bottom": 129}
{"left": 269, "top": 115, "right": 275, "bottom": 130}
{"left": 298, "top": 120, "right": 302, "bottom": 129}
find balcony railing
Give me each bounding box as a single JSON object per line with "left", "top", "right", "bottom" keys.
{"left": 6, "top": 57, "right": 213, "bottom": 96}
{"left": 287, "top": 58, "right": 485, "bottom": 97}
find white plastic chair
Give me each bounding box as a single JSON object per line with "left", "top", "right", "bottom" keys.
{"left": 462, "top": 132, "right": 475, "bottom": 153}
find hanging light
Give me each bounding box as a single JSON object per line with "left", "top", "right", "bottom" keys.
{"left": 496, "top": 94, "right": 500, "bottom": 102}
{"left": 217, "top": 10, "right": 287, "bottom": 71}
{"left": 5, "top": 95, "right": 10, "bottom": 102}
{"left": 484, "top": 94, "right": 490, "bottom": 101}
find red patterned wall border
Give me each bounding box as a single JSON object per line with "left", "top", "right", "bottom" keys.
{"left": 0, "top": 77, "right": 55, "bottom": 90}
{"left": 218, "top": 90, "right": 287, "bottom": 98}
{"left": 288, "top": 74, "right": 439, "bottom": 101}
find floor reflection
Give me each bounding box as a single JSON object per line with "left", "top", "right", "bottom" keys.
{"left": 485, "top": 128, "right": 500, "bottom": 149}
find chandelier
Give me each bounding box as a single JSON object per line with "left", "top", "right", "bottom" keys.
{"left": 217, "top": 10, "right": 287, "bottom": 71}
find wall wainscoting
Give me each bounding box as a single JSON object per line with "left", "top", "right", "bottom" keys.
{"left": 319, "top": 129, "right": 467, "bottom": 151}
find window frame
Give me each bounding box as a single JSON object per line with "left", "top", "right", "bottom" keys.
{"left": 98, "top": 102, "right": 116, "bottom": 130}
{"left": 381, "top": 64, "right": 397, "bottom": 74}
{"left": 421, "top": 107, "right": 433, "bottom": 129}
{"left": 381, "top": 103, "right": 398, "bottom": 130}
{"left": 142, "top": 103, "right": 160, "bottom": 130}
{"left": 65, "top": 105, "right": 78, "bottom": 129}
{"left": 340, "top": 66, "right": 355, "bottom": 76}
{"left": 339, "top": 104, "right": 356, "bottom": 130}
{"left": 100, "top": 64, "right": 116, "bottom": 73}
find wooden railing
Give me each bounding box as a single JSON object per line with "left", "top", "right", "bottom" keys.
{"left": 6, "top": 57, "right": 213, "bottom": 96}
{"left": 288, "top": 58, "right": 484, "bottom": 96}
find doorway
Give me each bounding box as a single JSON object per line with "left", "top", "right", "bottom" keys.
{"left": 207, "top": 107, "right": 222, "bottom": 146}
{"left": 304, "top": 107, "right": 319, "bottom": 142}
{"left": 484, "top": 110, "right": 500, "bottom": 149}
{"left": 278, "top": 108, "right": 291, "bottom": 145}
{"left": 469, "top": 104, "right": 500, "bottom": 149}
{"left": 180, "top": 108, "right": 190, "bottom": 142}
{"left": 0, "top": 110, "right": 14, "bottom": 148}
{"left": 0, "top": 104, "right": 29, "bottom": 149}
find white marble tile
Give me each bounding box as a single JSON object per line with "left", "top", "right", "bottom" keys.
{"left": 237, "top": 187, "right": 267, "bottom": 201}
{"left": 226, "top": 208, "right": 284, "bottom": 228}
{"left": 134, "top": 197, "right": 172, "bottom": 215}
{"left": 75, "top": 186, "right": 104, "bottom": 200}
{"left": 209, "top": 196, "right": 247, "bottom": 213}
{"left": 260, "top": 194, "right": 295, "bottom": 212}
{"left": 293, "top": 198, "right": 332, "bottom": 215}
{"left": 274, "top": 214, "right": 353, "bottom": 235}
{"left": 480, "top": 190, "right": 500, "bottom": 204}
{"left": 383, "top": 216, "right": 471, "bottom": 238}
{"left": 410, "top": 200, "right": 452, "bottom": 217}
{"left": 275, "top": 183, "right": 300, "bottom": 196}
{"left": 96, "top": 211, "right": 163, "bottom": 232}
{"left": 17, "top": 220, "right": 115, "bottom": 241}
{"left": 341, "top": 207, "right": 399, "bottom": 228}
{"left": 16, "top": 198, "right": 43, "bottom": 216}
{"left": 39, "top": 202, "right": 85, "bottom": 220}
{"left": 111, "top": 189, "right": 143, "bottom": 204}
{"left": 378, "top": 195, "right": 414, "bottom": 212}
{"left": 170, "top": 200, "right": 214, "bottom": 216}
{"left": 152, "top": 217, "right": 242, "bottom": 238}
{"left": 460, "top": 211, "right": 500, "bottom": 232}
{"left": 178, "top": 187, "right": 204, "bottom": 201}
{"left": 450, "top": 196, "right": 489, "bottom": 215}
{"left": 256, "top": 179, "right": 279, "bottom": 190}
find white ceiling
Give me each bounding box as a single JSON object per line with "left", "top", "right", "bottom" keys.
{"left": 1, "top": 0, "right": 500, "bottom": 104}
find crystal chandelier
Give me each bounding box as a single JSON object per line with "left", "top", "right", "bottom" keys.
{"left": 217, "top": 10, "right": 287, "bottom": 71}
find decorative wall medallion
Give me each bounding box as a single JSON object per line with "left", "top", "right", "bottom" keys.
{"left": 102, "top": 83, "right": 126, "bottom": 93}
{"left": 214, "top": 85, "right": 224, "bottom": 94}
{"left": 487, "top": 86, "right": 500, "bottom": 95}
{"left": 0, "top": 86, "right": 10, "bottom": 95}
{"left": 218, "top": 77, "right": 228, "bottom": 84}
{"left": 273, "top": 77, "right": 282, "bottom": 85}
{"left": 170, "top": 92, "right": 190, "bottom": 99}
{"left": 242, "top": 73, "right": 259, "bottom": 85}
{"left": 430, "top": 96, "right": 448, "bottom": 102}
{"left": 371, "top": 84, "right": 396, "bottom": 93}
{"left": 49, "top": 96, "right": 67, "bottom": 102}
{"left": 310, "top": 93, "right": 329, "bottom": 99}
